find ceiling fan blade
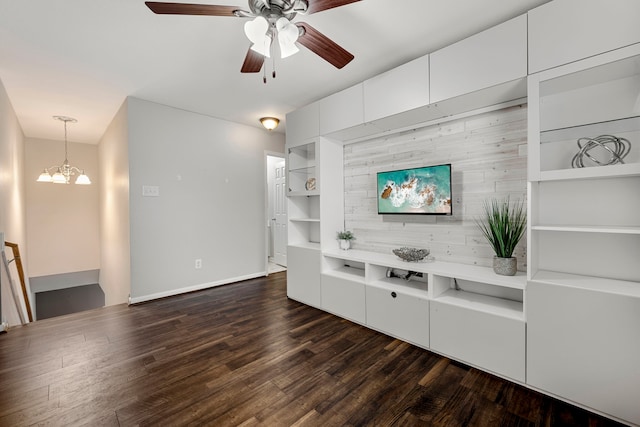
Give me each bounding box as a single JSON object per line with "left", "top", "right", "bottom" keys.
{"left": 305, "top": 0, "right": 361, "bottom": 14}
{"left": 241, "top": 48, "right": 265, "bottom": 73}
{"left": 296, "top": 22, "right": 354, "bottom": 69}
{"left": 145, "top": 2, "right": 238, "bottom": 16}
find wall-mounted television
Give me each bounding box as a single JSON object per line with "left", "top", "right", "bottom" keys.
{"left": 377, "top": 164, "right": 452, "bottom": 215}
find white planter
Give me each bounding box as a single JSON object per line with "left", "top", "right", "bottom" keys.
{"left": 338, "top": 239, "right": 351, "bottom": 250}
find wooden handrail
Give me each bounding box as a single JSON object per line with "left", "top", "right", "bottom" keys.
{"left": 5, "top": 242, "right": 33, "bottom": 322}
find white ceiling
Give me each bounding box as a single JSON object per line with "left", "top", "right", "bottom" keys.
{"left": 0, "top": 0, "right": 550, "bottom": 144}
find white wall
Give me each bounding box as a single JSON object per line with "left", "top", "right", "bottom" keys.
{"left": 344, "top": 104, "right": 528, "bottom": 269}
{"left": 98, "top": 100, "right": 131, "bottom": 306}
{"left": 24, "top": 137, "right": 100, "bottom": 277}
{"left": 127, "top": 98, "right": 285, "bottom": 302}
{"left": 0, "top": 78, "right": 30, "bottom": 326}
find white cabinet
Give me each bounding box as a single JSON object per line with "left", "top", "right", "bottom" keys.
{"left": 526, "top": 43, "right": 640, "bottom": 426}
{"left": 527, "top": 45, "right": 640, "bottom": 284}
{"left": 287, "top": 245, "right": 321, "bottom": 307}
{"left": 286, "top": 101, "right": 319, "bottom": 143}
{"left": 429, "top": 271, "right": 526, "bottom": 382}
{"left": 528, "top": 0, "right": 640, "bottom": 74}
{"left": 363, "top": 55, "right": 430, "bottom": 123}
{"left": 286, "top": 137, "right": 344, "bottom": 303}
{"left": 430, "top": 14, "right": 527, "bottom": 103}
{"left": 319, "top": 249, "right": 526, "bottom": 382}
{"left": 527, "top": 279, "right": 640, "bottom": 426}
{"left": 319, "top": 83, "right": 364, "bottom": 136}
{"left": 321, "top": 258, "right": 366, "bottom": 324}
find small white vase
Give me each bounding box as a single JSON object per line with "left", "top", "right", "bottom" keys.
{"left": 338, "top": 239, "right": 351, "bottom": 250}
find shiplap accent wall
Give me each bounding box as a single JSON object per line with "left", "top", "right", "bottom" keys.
{"left": 343, "top": 104, "right": 528, "bottom": 269}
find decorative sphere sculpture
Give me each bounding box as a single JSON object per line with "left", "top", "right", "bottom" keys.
{"left": 571, "top": 134, "right": 631, "bottom": 168}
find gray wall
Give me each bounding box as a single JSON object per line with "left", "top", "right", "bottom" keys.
{"left": 127, "top": 98, "right": 285, "bottom": 302}
{"left": 344, "top": 104, "right": 528, "bottom": 269}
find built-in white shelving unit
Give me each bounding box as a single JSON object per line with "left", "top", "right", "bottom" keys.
{"left": 526, "top": 43, "right": 640, "bottom": 426}
{"left": 284, "top": 2, "right": 640, "bottom": 424}
{"left": 285, "top": 135, "right": 344, "bottom": 308}
{"left": 320, "top": 249, "right": 526, "bottom": 382}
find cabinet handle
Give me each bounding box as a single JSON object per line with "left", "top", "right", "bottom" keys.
{"left": 391, "top": 291, "right": 397, "bottom": 298}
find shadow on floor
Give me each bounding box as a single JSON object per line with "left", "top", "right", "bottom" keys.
{"left": 36, "top": 284, "right": 105, "bottom": 320}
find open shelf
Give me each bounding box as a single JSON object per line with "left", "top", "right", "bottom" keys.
{"left": 289, "top": 165, "right": 316, "bottom": 173}
{"left": 538, "top": 162, "right": 640, "bottom": 181}
{"left": 531, "top": 270, "right": 640, "bottom": 297}
{"left": 540, "top": 115, "right": 640, "bottom": 143}
{"left": 289, "top": 217, "right": 320, "bottom": 223}
{"left": 434, "top": 289, "right": 524, "bottom": 321}
{"left": 323, "top": 265, "right": 366, "bottom": 283}
{"left": 288, "top": 241, "right": 321, "bottom": 251}
{"left": 531, "top": 225, "right": 640, "bottom": 235}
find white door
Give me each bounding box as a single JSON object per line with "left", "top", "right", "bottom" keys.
{"left": 274, "top": 160, "right": 287, "bottom": 267}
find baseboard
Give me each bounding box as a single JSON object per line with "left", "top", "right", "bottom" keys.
{"left": 128, "top": 271, "right": 267, "bottom": 304}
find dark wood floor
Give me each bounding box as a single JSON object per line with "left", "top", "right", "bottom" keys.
{"left": 0, "top": 272, "right": 626, "bottom": 426}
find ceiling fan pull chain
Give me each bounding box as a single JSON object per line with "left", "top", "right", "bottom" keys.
{"left": 263, "top": 63, "right": 267, "bottom": 84}
{"left": 272, "top": 56, "right": 276, "bottom": 79}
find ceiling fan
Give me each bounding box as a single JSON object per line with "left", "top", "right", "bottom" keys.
{"left": 145, "top": 0, "right": 360, "bottom": 78}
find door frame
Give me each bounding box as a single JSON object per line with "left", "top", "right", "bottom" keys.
{"left": 264, "top": 151, "right": 286, "bottom": 276}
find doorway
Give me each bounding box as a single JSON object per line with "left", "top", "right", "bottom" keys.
{"left": 266, "top": 153, "right": 287, "bottom": 274}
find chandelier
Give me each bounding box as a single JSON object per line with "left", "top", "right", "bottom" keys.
{"left": 37, "top": 116, "right": 91, "bottom": 185}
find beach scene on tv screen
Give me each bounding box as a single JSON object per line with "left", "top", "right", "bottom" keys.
{"left": 378, "top": 165, "right": 452, "bottom": 214}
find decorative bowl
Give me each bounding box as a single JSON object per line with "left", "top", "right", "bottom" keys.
{"left": 392, "top": 247, "right": 430, "bottom": 262}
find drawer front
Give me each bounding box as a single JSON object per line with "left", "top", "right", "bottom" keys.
{"left": 430, "top": 301, "right": 525, "bottom": 382}
{"left": 321, "top": 274, "right": 365, "bottom": 324}
{"left": 366, "top": 285, "right": 429, "bottom": 348}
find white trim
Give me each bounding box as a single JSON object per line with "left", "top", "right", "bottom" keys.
{"left": 264, "top": 151, "right": 285, "bottom": 276}
{"left": 128, "top": 272, "right": 267, "bottom": 304}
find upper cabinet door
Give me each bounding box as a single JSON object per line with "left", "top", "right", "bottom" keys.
{"left": 430, "top": 14, "right": 527, "bottom": 103}
{"left": 286, "top": 101, "right": 319, "bottom": 145}
{"left": 363, "top": 55, "right": 430, "bottom": 123}
{"left": 319, "top": 83, "right": 364, "bottom": 135}
{"left": 529, "top": 0, "right": 640, "bottom": 74}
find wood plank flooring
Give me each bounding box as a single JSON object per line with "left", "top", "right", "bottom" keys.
{"left": 0, "top": 272, "right": 627, "bottom": 426}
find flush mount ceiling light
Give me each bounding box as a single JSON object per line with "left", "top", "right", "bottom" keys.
{"left": 145, "top": 0, "right": 358, "bottom": 82}
{"left": 37, "top": 116, "right": 91, "bottom": 185}
{"left": 260, "top": 117, "right": 280, "bottom": 130}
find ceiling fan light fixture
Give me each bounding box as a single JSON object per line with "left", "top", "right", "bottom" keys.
{"left": 276, "top": 17, "right": 300, "bottom": 58}
{"left": 250, "top": 33, "right": 272, "bottom": 57}
{"left": 245, "top": 16, "right": 271, "bottom": 57}
{"left": 260, "top": 117, "right": 280, "bottom": 130}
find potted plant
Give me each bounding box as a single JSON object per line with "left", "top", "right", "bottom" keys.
{"left": 336, "top": 230, "right": 355, "bottom": 250}
{"left": 476, "top": 197, "right": 526, "bottom": 276}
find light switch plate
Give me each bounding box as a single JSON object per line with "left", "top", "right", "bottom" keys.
{"left": 142, "top": 185, "right": 160, "bottom": 197}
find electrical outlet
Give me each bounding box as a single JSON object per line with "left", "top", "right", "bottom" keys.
{"left": 195, "top": 259, "right": 202, "bottom": 269}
